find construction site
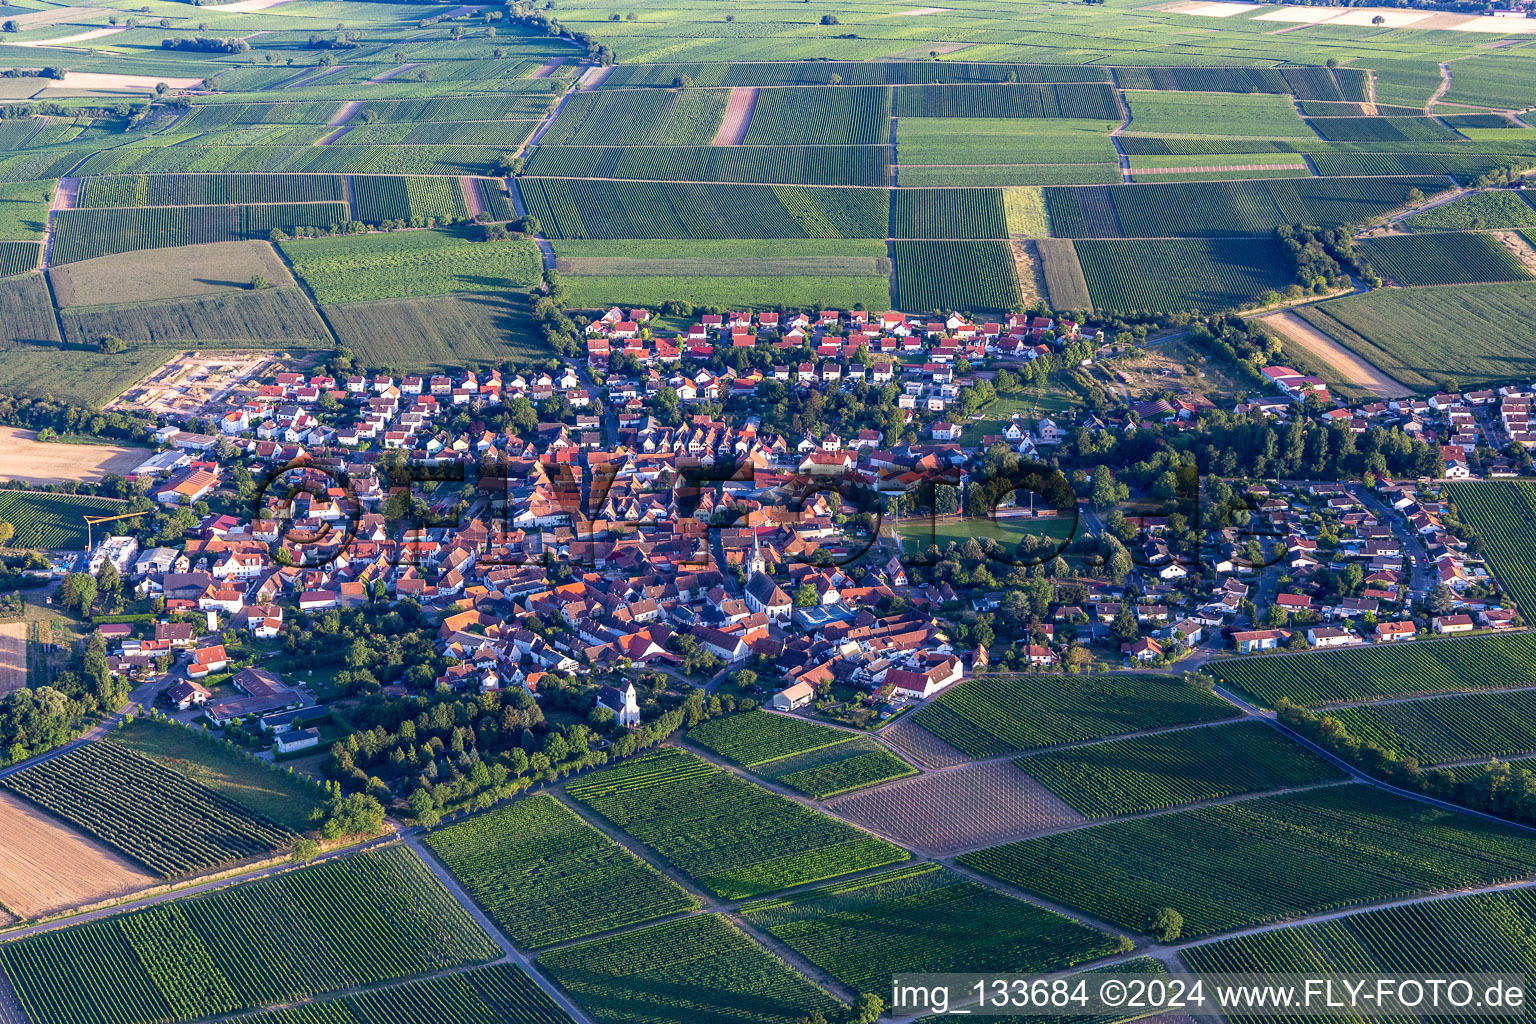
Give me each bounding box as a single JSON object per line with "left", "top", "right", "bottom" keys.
{"left": 106, "top": 350, "right": 293, "bottom": 421}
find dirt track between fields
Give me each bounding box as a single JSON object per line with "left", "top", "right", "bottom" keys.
{"left": 713, "top": 87, "right": 759, "bottom": 146}
{"left": 1257, "top": 310, "right": 1414, "bottom": 399}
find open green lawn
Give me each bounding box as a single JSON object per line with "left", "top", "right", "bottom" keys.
{"left": 1124, "top": 91, "right": 1313, "bottom": 138}
{"left": 0, "top": 180, "right": 54, "bottom": 242}
{"left": 281, "top": 229, "right": 544, "bottom": 304}
{"left": 107, "top": 717, "right": 326, "bottom": 833}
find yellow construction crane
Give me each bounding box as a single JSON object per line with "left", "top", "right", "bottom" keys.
{"left": 83, "top": 509, "right": 153, "bottom": 551}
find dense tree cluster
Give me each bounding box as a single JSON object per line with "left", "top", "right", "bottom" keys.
{"left": 325, "top": 683, "right": 738, "bottom": 823}
{"left": 0, "top": 636, "right": 128, "bottom": 766}
{"left": 1274, "top": 224, "right": 1378, "bottom": 293}
{"left": 161, "top": 35, "right": 249, "bottom": 53}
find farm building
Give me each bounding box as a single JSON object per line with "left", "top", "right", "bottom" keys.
{"left": 771, "top": 681, "right": 816, "bottom": 711}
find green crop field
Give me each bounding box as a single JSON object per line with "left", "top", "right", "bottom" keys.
{"left": 525, "top": 144, "right": 890, "bottom": 186}
{"left": 281, "top": 229, "right": 543, "bottom": 304}
{"left": 323, "top": 291, "right": 552, "bottom": 373}
{"left": 687, "top": 710, "right": 852, "bottom": 766}
{"left": 961, "top": 785, "right": 1536, "bottom": 940}
{"left": 539, "top": 87, "right": 729, "bottom": 146}
{"left": 1014, "top": 721, "right": 1346, "bottom": 817}
{"left": 1124, "top": 91, "right": 1312, "bottom": 138}
{"left": 422, "top": 794, "right": 698, "bottom": 948}
{"left": 108, "top": 718, "right": 326, "bottom": 833}
{"left": 50, "top": 205, "right": 352, "bottom": 265}
{"left": 0, "top": 240, "right": 40, "bottom": 276}
{"left": 894, "top": 83, "right": 1120, "bottom": 120}
{"left": 0, "top": 180, "right": 53, "bottom": 241}
{"left": 687, "top": 710, "right": 917, "bottom": 797}
{"left": 564, "top": 746, "right": 907, "bottom": 899}
{"left": 350, "top": 175, "right": 470, "bottom": 225}
{"left": 742, "top": 86, "right": 891, "bottom": 145}
{"left": 0, "top": 490, "right": 132, "bottom": 550}
{"left": 1406, "top": 190, "right": 1536, "bottom": 231}
{"left": 76, "top": 174, "right": 347, "bottom": 208}
{"left": 741, "top": 863, "right": 1120, "bottom": 993}
{"left": 233, "top": 965, "right": 574, "bottom": 1024}
{"left": 748, "top": 737, "right": 917, "bottom": 799}
{"left": 58, "top": 288, "right": 330, "bottom": 348}
{"left": 515, "top": 179, "right": 889, "bottom": 239}
{"left": 1075, "top": 237, "right": 1294, "bottom": 315}
{"left": 0, "top": 847, "right": 501, "bottom": 1024}
{"left": 553, "top": 238, "right": 892, "bottom": 310}
{"left": 1446, "top": 481, "right": 1536, "bottom": 622}
{"left": 1358, "top": 232, "right": 1531, "bottom": 286}
{"left": 912, "top": 673, "right": 1240, "bottom": 758}
{"left": 0, "top": 741, "right": 296, "bottom": 878}
{"left": 889, "top": 188, "right": 1008, "bottom": 239}
{"left": 1294, "top": 282, "right": 1536, "bottom": 390}
{"left": 1307, "top": 116, "right": 1461, "bottom": 143}
{"left": 538, "top": 914, "right": 842, "bottom": 1024}
{"left": 1326, "top": 688, "right": 1536, "bottom": 766}
{"left": 897, "top": 119, "right": 1120, "bottom": 169}
{"left": 1184, "top": 887, "right": 1536, "bottom": 1020}
{"left": 892, "top": 240, "right": 1021, "bottom": 313}
{"left": 1044, "top": 177, "right": 1450, "bottom": 239}
{"left": 1036, "top": 238, "right": 1092, "bottom": 310}
{"left": 1210, "top": 632, "right": 1536, "bottom": 708}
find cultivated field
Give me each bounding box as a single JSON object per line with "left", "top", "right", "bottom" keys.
{"left": 422, "top": 794, "right": 698, "bottom": 948}
{"left": 0, "top": 741, "right": 297, "bottom": 878}
{"left": 1184, "top": 887, "right": 1536, "bottom": 1018}
{"left": 564, "top": 746, "right": 907, "bottom": 899}
{"left": 741, "top": 863, "right": 1120, "bottom": 993}
{"left": 1327, "top": 688, "right": 1536, "bottom": 765}
{"left": 1255, "top": 310, "right": 1413, "bottom": 400}
{"left": 48, "top": 241, "right": 294, "bottom": 309}
{"left": 911, "top": 673, "right": 1241, "bottom": 758}
{"left": 1014, "top": 721, "right": 1346, "bottom": 817}
{"left": 538, "top": 914, "right": 841, "bottom": 1024}
{"left": 238, "top": 966, "right": 573, "bottom": 1024}
{"left": 1210, "top": 631, "right": 1536, "bottom": 707}
{"left": 1293, "top": 281, "right": 1536, "bottom": 390}
{"left": 108, "top": 718, "right": 326, "bottom": 833}
{"left": 1075, "top": 237, "right": 1293, "bottom": 314}
{"left": 324, "top": 292, "right": 551, "bottom": 373}
{"left": 0, "top": 847, "right": 501, "bottom": 1024}
{"left": 1446, "top": 480, "right": 1536, "bottom": 621}
{"left": 961, "top": 785, "right": 1536, "bottom": 939}
{"left": 282, "top": 230, "right": 543, "bottom": 304}
{"left": 0, "top": 791, "right": 155, "bottom": 923}
{"left": 0, "top": 491, "right": 131, "bottom": 550}
{"left": 0, "top": 428, "right": 144, "bottom": 485}
{"left": 825, "top": 760, "right": 1085, "bottom": 854}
